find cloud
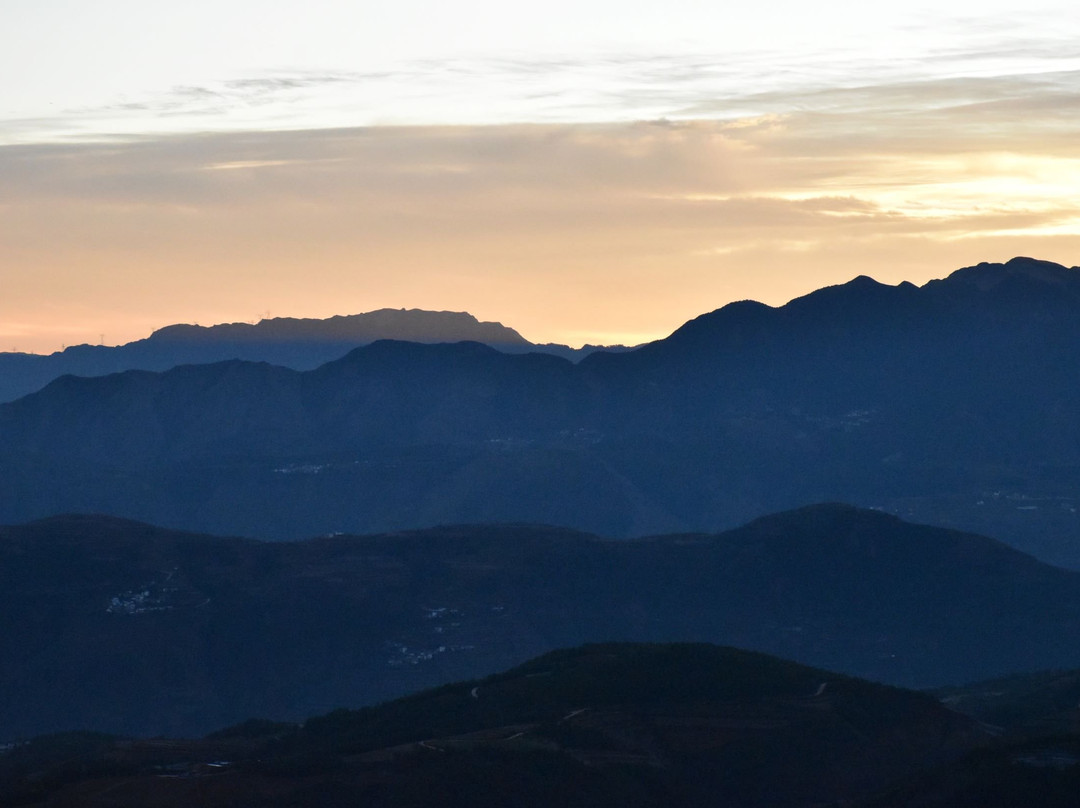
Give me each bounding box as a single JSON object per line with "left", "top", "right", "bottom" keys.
{"left": 2, "top": 52, "right": 1079, "bottom": 352}
{"left": 8, "top": 17, "right": 1080, "bottom": 144}
{"left": 69, "top": 72, "right": 366, "bottom": 119}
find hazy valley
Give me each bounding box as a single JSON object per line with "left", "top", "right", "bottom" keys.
{"left": 7, "top": 503, "right": 1080, "bottom": 741}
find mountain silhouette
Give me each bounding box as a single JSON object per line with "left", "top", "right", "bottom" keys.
{"left": 0, "top": 308, "right": 621, "bottom": 404}
{"left": 3, "top": 257, "right": 1080, "bottom": 563}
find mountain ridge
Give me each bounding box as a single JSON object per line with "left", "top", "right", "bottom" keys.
{"left": 144, "top": 308, "right": 531, "bottom": 346}
{"left": 5, "top": 257, "right": 1080, "bottom": 564}
{"left": 5, "top": 504, "right": 1080, "bottom": 739}
{"left": 0, "top": 308, "right": 626, "bottom": 404}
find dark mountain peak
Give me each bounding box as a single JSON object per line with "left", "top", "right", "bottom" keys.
{"left": 629, "top": 298, "right": 774, "bottom": 357}
{"left": 735, "top": 503, "right": 909, "bottom": 544}
{"left": 624, "top": 256, "right": 1078, "bottom": 370}
{"left": 594, "top": 255, "right": 1078, "bottom": 379}
{"left": 785, "top": 272, "right": 918, "bottom": 317}
{"left": 1004, "top": 256, "right": 1070, "bottom": 271}
{"left": 444, "top": 642, "right": 927, "bottom": 718}
{"left": 721, "top": 298, "right": 774, "bottom": 315}
{"left": 147, "top": 322, "right": 226, "bottom": 342}
{"left": 24, "top": 366, "right": 156, "bottom": 400}
{"left": 323, "top": 338, "right": 505, "bottom": 370}
{"left": 798, "top": 273, "right": 893, "bottom": 297}
{"left": 730, "top": 502, "right": 1048, "bottom": 576}
{"left": 940, "top": 257, "right": 1078, "bottom": 292}
{"left": 149, "top": 357, "right": 299, "bottom": 390}
{"left": 749, "top": 501, "right": 900, "bottom": 526}
{"left": 668, "top": 298, "right": 773, "bottom": 333}
{"left": 618, "top": 275, "right": 915, "bottom": 368}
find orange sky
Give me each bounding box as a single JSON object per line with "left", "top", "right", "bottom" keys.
{"left": 4, "top": 1, "right": 1080, "bottom": 353}
{"left": 3, "top": 72, "right": 1080, "bottom": 352}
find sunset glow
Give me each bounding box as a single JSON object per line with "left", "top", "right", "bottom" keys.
{"left": 2, "top": 0, "right": 1078, "bottom": 352}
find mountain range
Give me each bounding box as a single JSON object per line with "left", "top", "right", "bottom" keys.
{"left": 5, "top": 255, "right": 1080, "bottom": 805}
{"left": 0, "top": 308, "right": 624, "bottom": 404}
{"left": 5, "top": 504, "right": 1080, "bottom": 741}
{"left": 3, "top": 257, "right": 1080, "bottom": 565}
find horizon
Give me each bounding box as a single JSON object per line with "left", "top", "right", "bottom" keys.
{"left": 7, "top": 255, "right": 1072, "bottom": 356}
{"left": 0, "top": 270, "right": 916, "bottom": 355}
{"left": 4, "top": 1, "right": 1080, "bottom": 353}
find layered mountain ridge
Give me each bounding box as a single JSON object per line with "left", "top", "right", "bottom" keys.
{"left": 4, "top": 256, "right": 1080, "bottom": 806}
{"left": 0, "top": 308, "right": 623, "bottom": 404}
{"left": 3, "top": 258, "right": 1079, "bottom": 563}
{"left": 4, "top": 504, "right": 1080, "bottom": 740}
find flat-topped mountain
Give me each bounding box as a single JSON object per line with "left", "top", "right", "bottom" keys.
{"left": 147, "top": 308, "right": 530, "bottom": 346}
{"left": 0, "top": 308, "right": 614, "bottom": 404}
{"left": 0, "top": 643, "right": 987, "bottom": 808}
{"left": 3, "top": 258, "right": 1080, "bottom": 563}
{"left": 4, "top": 504, "right": 1080, "bottom": 740}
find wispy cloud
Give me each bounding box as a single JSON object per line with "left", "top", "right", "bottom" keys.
{"left": 6, "top": 17, "right": 1080, "bottom": 145}
{"left": 4, "top": 9, "right": 1080, "bottom": 351}
{"left": 2, "top": 75, "right": 1078, "bottom": 352}
{"left": 64, "top": 72, "right": 365, "bottom": 120}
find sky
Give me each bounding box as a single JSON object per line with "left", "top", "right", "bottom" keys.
{"left": 2, "top": 0, "right": 1080, "bottom": 352}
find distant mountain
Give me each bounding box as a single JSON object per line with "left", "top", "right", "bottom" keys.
{"left": 0, "top": 643, "right": 987, "bottom": 808}
{"left": 0, "top": 308, "right": 622, "bottom": 403}
{"left": 3, "top": 258, "right": 1080, "bottom": 563}
{"left": 4, "top": 505, "right": 1080, "bottom": 740}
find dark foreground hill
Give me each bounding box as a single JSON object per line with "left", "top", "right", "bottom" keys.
{"left": 5, "top": 504, "right": 1080, "bottom": 740}
{"left": 867, "top": 666, "right": 1080, "bottom": 808}
{"left": 934, "top": 668, "right": 1080, "bottom": 737}
{"left": 0, "top": 643, "right": 988, "bottom": 808}
{"left": 866, "top": 736, "right": 1080, "bottom": 808}
{"left": 3, "top": 258, "right": 1080, "bottom": 564}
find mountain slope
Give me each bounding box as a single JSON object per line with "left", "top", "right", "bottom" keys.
{"left": 0, "top": 308, "right": 620, "bottom": 404}
{"left": 0, "top": 643, "right": 988, "bottom": 808}
{"left": 4, "top": 505, "right": 1080, "bottom": 739}
{"left": 3, "top": 258, "right": 1080, "bottom": 563}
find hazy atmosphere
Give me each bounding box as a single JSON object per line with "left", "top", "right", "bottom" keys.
{"left": 3, "top": 0, "right": 1079, "bottom": 352}
{"left": 9, "top": 3, "right": 1080, "bottom": 803}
